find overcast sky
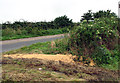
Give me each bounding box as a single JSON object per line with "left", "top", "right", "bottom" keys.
{"left": 0, "top": 0, "right": 119, "bottom": 23}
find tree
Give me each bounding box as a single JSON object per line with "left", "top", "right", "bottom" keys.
{"left": 80, "top": 10, "right": 93, "bottom": 23}
{"left": 54, "top": 15, "right": 73, "bottom": 28}
{"left": 93, "top": 10, "right": 117, "bottom": 19}
{"left": 80, "top": 10, "right": 117, "bottom": 23}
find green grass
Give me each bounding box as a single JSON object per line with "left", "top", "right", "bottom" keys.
{"left": 1, "top": 34, "right": 39, "bottom": 40}
{"left": 3, "top": 37, "right": 69, "bottom": 55}
{"left": 100, "top": 63, "right": 119, "bottom": 70}
{"left": 3, "top": 41, "right": 51, "bottom": 54}
{"left": 99, "top": 56, "right": 119, "bottom": 70}
{"left": 1, "top": 28, "right": 68, "bottom": 40}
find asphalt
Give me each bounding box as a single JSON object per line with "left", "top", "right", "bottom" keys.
{"left": 0, "top": 34, "right": 64, "bottom": 53}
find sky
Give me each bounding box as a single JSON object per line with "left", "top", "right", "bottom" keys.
{"left": 0, "top": 0, "right": 119, "bottom": 23}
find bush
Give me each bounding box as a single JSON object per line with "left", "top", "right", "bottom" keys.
{"left": 2, "top": 28, "right": 16, "bottom": 36}
{"left": 16, "top": 28, "right": 22, "bottom": 35}
{"left": 92, "top": 45, "right": 112, "bottom": 64}
{"left": 31, "top": 27, "right": 39, "bottom": 35}
{"left": 69, "top": 17, "right": 119, "bottom": 65}
{"left": 54, "top": 15, "right": 73, "bottom": 28}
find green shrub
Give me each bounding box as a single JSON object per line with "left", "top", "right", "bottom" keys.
{"left": 21, "top": 29, "right": 28, "bottom": 35}
{"left": 2, "top": 28, "right": 16, "bottom": 36}
{"left": 16, "top": 28, "right": 22, "bottom": 35}
{"left": 31, "top": 27, "right": 39, "bottom": 35}
{"left": 69, "top": 17, "right": 119, "bottom": 65}
{"left": 92, "top": 45, "right": 112, "bottom": 64}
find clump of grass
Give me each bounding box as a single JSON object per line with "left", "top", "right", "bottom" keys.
{"left": 46, "top": 37, "right": 70, "bottom": 54}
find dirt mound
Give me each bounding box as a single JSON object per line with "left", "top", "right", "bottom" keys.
{"left": 3, "top": 54, "right": 75, "bottom": 64}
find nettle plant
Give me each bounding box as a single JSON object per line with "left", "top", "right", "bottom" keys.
{"left": 69, "top": 17, "right": 119, "bottom": 64}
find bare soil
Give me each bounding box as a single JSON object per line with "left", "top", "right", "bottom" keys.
{"left": 3, "top": 54, "right": 75, "bottom": 64}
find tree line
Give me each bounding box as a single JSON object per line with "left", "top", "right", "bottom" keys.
{"left": 2, "top": 15, "right": 73, "bottom": 30}
{"left": 2, "top": 10, "right": 118, "bottom": 30}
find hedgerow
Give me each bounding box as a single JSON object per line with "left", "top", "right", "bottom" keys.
{"left": 69, "top": 17, "right": 119, "bottom": 65}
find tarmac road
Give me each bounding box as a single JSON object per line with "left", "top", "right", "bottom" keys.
{"left": 0, "top": 34, "right": 64, "bottom": 53}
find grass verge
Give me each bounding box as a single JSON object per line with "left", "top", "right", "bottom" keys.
{"left": 1, "top": 28, "right": 68, "bottom": 40}
{"left": 3, "top": 37, "right": 69, "bottom": 55}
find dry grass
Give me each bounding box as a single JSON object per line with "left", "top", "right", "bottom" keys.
{"left": 51, "top": 41, "right": 56, "bottom": 48}
{"left": 2, "top": 56, "right": 119, "bottom": 82}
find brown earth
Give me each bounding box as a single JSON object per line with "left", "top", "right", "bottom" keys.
{"left": 3, "top": 54, "right": 75, "bottom": 64}
{"left": 3, "top": 54, "right": 96, "bottom": 66}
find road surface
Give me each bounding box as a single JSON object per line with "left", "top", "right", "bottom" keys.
{"left": 0, "top": 34, "right": 64, "bottom": 53}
